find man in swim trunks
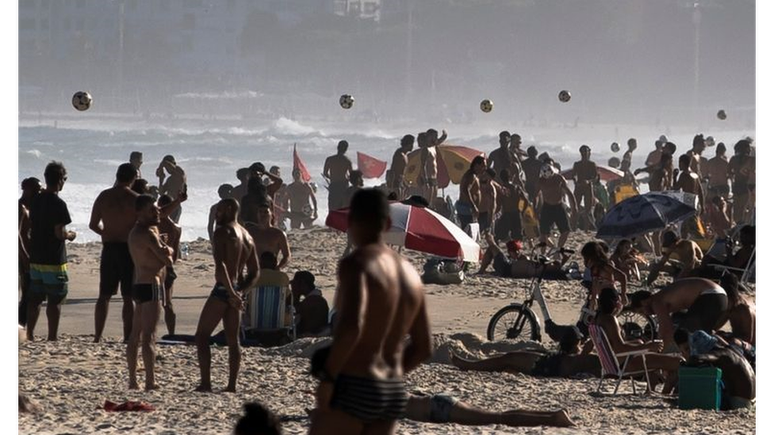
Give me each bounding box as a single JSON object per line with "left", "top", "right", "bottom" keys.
{"left": 129, "top": 151, "right": 143, "bottom": 178}
{"left": 195, "top": 198, "right": 260, "bottom": 393}
{"left": 156, "top": 155, "right": 187, "bottom": 223}
{"left": 522, "top": 146, "right": 543, "bottom": 202}
{"left": 323, "top": 140, "right": 353, "bottom": 212}
{"left": 675, "top": 154, "right": 705, "bottom": 238}
{"left": 571, "top": 145, "right": 598, "bottom": 230}
{"left": 477, "top": 232, "right": 570, "bottom": 279}
{"left": 686, "top": 134, "right": 706, "bottom": 178}
{"left": 286, "top": 168, "right": 318, "bottom": 229}
{"left": 387, "top": 134, "right": 414, "bottom": 199}
{"left": 705, "top": 143, "right": 730, "bottom": 201}
{"left": 27, "top": 162, "right": 76, "bottom": 341}
{"left": 127, "top": 195, "right": 174, "bottom": 390}
{"left": 478, "top": 169, "right": 498, "bottom": 234}
{"left": 90, "top": 163, "right": 139, "bottom": 343}
{"left": 487, "top": 131, "right": 513, "bottom": 179}
{"left": 646, "top": 230, "right": 703, "bottom": 285}
{"left": 629, "top": 277, "right": 728, "bottom": 352}
{"left": 494, "top": 169, "right": 530, "bottom": 242}
{"left": 419, "top": 128, "right": 447, "bottom": 205}
{"left": 157, "top": 194, "right": 181, "bottom": 336}
{"left": 645, "top": 139, "right": 664, "bottom": 167}
{"left": 727, "top": 139, "right": 755, "bottom": 223}
{"left": 310, "top": 189, "right": 432, "bottom": 435}
{"left": 456, "top": 156, "right": 485, "bottom": 233}
{"left": 535, "top": 163, "right": 577, "bottom": 250}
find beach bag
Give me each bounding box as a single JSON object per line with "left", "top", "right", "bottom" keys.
{"left": 422, "top": 258, "right": 465, "bottom": 285}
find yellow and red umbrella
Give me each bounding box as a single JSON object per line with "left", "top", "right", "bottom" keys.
{"left": 404, "top": 144, "right": 485, "bottom": 188}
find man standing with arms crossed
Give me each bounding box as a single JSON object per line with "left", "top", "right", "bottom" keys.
{"left": 126, "top": 195, "right": 174, "bottom": 390}
{"left": 195, "top": 198, "right": 260, "bottom": 393}
{"left": 311, "top": 189, "right": 432, "bottom": 435}
{"left": 90, "top": 163, "right": 139, "bottom": 343}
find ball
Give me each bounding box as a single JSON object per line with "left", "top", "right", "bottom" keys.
{"left": 705, "top": 136, "right": 716, "bottom": 147}
{"left": 608, "top": 157, "right": 621, "bottom": 168}
{"left": 339, "top": 94, "right": 354, "bottom": 109}
{"left": 610, "top": 142, "right": 620, "bottom": 153}
{"left": 480, "top": 99, "right": 493, "bottom": 113}
{"left": 72, "top": 91, "right": 92, "bottom": 111}
{"left": 717, "top": 109, "right": 727, "bottom": 120}
{"left": 558, "top": 90, "right": 571, "bottom": 103}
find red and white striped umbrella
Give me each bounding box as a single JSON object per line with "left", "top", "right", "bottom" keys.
{"left": 325, "top": 202, "right": 481, "bottom": 262}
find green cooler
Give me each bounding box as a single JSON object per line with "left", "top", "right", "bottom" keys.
{"left": 678, "top": 366, "right": 722, "bottom": 410}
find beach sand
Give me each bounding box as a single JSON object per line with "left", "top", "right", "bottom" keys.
{"left": 19, "top": 228, "right": 755, "bottom": 434}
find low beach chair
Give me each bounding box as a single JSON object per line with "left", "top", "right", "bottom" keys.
{"left": 588, "top": 324, "right": 651, "bottom": 395}
{"left": 243, "top": 270, "right": 296, "bottom": 343}
{"left": 711, "top": 246, "right": 756, "bottom": 292}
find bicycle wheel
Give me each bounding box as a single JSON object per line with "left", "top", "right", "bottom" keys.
{"left": 487, "top": 304, "right": 541, "bottom": 342}
{"left": 617, "top": 309, "right": 658, "bottom": 341}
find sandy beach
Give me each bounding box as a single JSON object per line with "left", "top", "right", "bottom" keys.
{"left": 18, "top": 228, "right": 755, "bottom": 434}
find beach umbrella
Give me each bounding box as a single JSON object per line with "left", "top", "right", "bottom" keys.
{"left": 596, "top": 192, "right": 696, "bottom": 238}
{"left": 560, "top": 165, "right": 624, "bottom": 183}
{"left": 404, "top": 144, "right": 485, "bottom": 189}
{"left": 325, "top": 202, "right": 481, "bottom": 262}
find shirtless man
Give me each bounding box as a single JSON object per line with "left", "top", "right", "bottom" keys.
{"left": 687, "top": 134, "right": 706, "bottom": 178}
{"left": 126, "top": 195, "right": 174, "bottom": 390}
{"left": 195, "top": 198, "right": 260, "bottom": 393}
{"left": 629, "top": 278, "right": 728, "bottom": 352}
{"left": 285, "top": 168, "right": 318, "bottom": 229}
{"left": 269, "top": 166, "right": 289, "bottom": 228}
{"left": 310, "top": 189, "right": 432, "bottom": 435}
{"left": 244, "top": 205, "right": 291, "bottom": 270}
{"left": 208, "top": 184, "right": 234, "bottom": 241}
{"left": 456, "top": 156, "right": 485, "bottom": 232}
{"left": 231, "top": 168, "right": 250, "bottom": 206}
{"left": 727, "top": 139, "right": 755, "bottom": 223}
{"left": 645, "top": 139, "right": 664, "bottom": 167}
{"left": 675, "top": 154, "right": 705, "bottom": 238}
{"left": 635, "top": 152, "right": 672, "bottom": 192}
{"left": 129, "top": 151, "right": 143, "bottom": 178}
{"left": 535, "top": 164, "right": 577, "bottom": 250}
{"left": 156, "top": 155, "right": 187, "bottom": 223}
{"left": 90, "top": 163, "right": 139, "bottom": 343}
{"left": 494, "top": 169, "right": 531, "bottom": 242}
{"left": 622, "top": 138, "right": 637, "bottom": 170}
{"left": 419, "top": 128, "right": 447, "bottom": 204}
{"left": 323, "top": 140, "right": 353, "bottom": 212}
{"left": 521, "top": 146, "right": 542, "bottom": 201}
{"left": 571, "top": 145, "right": 597, "bottom": 230}
{"left": 487, "top": 131, "right": 513, "bottom": 179}
{"left": 478, "top": 169, "right": 498, "bottom": 234}
{"left": 705, "top": 143, "right": 730, "bottom": 201}
{"left": 646, "top": 230, "right": 703, "bottom": 285}
{"left": 157, "top": 195, "right": 182, "bottom": 336}
{"left": 387, "top": 134, "right": 414, "bottom": 199}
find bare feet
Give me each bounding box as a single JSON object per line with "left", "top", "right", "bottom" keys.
{"left": 128, "top": 381, "right": 140, "bottom": 390}
{"left": 145, "top": 383, "right": 159, "bottom": 391}
{"left": 449, "top": 352, "right": 469, "bottom": 370}
{"left": 224, "top": 384, "right": 237, "bottom": 393}
{"left": 554, "top": 410, "right": 575, "bottom": 427}
{"left": 195, "top": 383, "right": 212, "bottom": 393}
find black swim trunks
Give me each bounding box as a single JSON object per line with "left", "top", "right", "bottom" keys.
{"left": 478, "top": 212, "right": 492, "bottom": 233}
{"left": 495, "top": 211, "right": 523, "bottom": 242}
{"left": 330, "top": 374, "right": 408, "bottom": 423}
{"left": 132, "top": 283, "right": 165, "bottom": 305}
{"left": 99, "top": 242, "right": 134, "bottom": 298}
{"left": 681, "top": 290, "right": 728, "bottom": 333}
{"left": 531, "top": 353, "right": 563, "bottom": 377}
{"left": 209, "top": 283, "right": 243, "bottom": 304}
{"left": 539, "top": 203, "right": 570, "bottom": 235}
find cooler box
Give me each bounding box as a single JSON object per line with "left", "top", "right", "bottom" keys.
{"left": 678, "top": 366, "right": 722, "bottom": 410}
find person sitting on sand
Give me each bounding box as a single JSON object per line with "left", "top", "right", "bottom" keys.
{"left": 674, "top": 329, "right": 755, "bottom": 410}
{"left": 477, "top": 232, "right": 570, "bottom": 279}
{"left": 245, "top": 205, "right": 291, "bottom": 270}
{"left": 157, "top": 195, "right": 182, "bottom": 337}
{"left": 126, "top": 195, "right": 174, "bottom": 391}
{"left": 645, "top": 230, "right": 703, "bottom": 285}
{"left": 593, "top": 287, "right": 682, "bottom": 393}
{"left": 234, "top": 402, "right": 282, "bottom": 435}
{"left": 610, "top": 239, "right": 647, "bottom": 282}
{"left": 628, "top": 277, "right": 728, "bottom": 353}
{"left": 290, "top": 271, "right": 329, "bottom": 337}
{"left": 195, "top": 198, "right": 260, "bottom": 393}
{"left": 208, "top": 184, "right": 234, "bottom": 241}
{"left": 451, "top": 329, "right": 601, "bottom": 378}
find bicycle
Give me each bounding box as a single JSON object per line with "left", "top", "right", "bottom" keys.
{"left": 486, "top": 248, "right": 658, "bottom": 344}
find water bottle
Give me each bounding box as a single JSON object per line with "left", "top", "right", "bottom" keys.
{"left": 181, "top": 243, "right": 189, "bottom": 260}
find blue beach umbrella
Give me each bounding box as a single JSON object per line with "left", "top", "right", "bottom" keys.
{"left": 596, "top": 192, "right": 696, "bottom": 239}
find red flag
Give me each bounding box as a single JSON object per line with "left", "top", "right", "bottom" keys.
{"left": 293, "top": 144, "right": 312, "bottom": 183}
{"left": 357, "top": 152, "right": 387, "bottom": 179}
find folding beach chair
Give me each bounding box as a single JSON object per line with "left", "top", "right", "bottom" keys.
{"left": 243, "top": 269, "right": 296, "bottom": 343}
{"left": 712, "top": 246, "right": 756, "bottom": 292}
{"left": 588, "top": 324, "right": 651, "bottom": 395}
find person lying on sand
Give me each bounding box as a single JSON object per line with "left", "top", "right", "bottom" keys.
{"left": 450, "top": 329, "right": 601, "bottom": 378}
{"left": 477, "top": 232, "right": 571, "bottom": 279}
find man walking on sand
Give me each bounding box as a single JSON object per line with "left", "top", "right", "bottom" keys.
{"left": 90, "top": 163, "right": 139, "bottom": 343}
{"left": 311, "top": 189, "right": 432, "bottom": 435}
{"left": 127, "top": 195, "right": 174, "bottom": 391}
{"left": 195, "top": 198, "right": 260, "bottom": 393}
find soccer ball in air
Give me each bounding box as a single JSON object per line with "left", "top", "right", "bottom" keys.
{"left": 72, "top": 91, "right": 92, "bottom": 111}
{"left": 610, "top": 142, "right": 620, "bottom": 153}
{"left": 480, "top": 99, "right": 493, "bottom": 113}
{"left": 558, "top": 90, "right": 571, "bottom": 103}
{"left": 608, "top": 157, "right": 621, "bottom": 168}
{"left": 705, "top": 136, "right": 716, "bottom": 147}
{"left": 717, "top": 109, "right": 727, "bottom": 120}
{"left": 339, "top": 94, "right": 354, "bottom": 109}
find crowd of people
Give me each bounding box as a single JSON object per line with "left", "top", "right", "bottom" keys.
{"left": 17, "top": 129, "right": 757, "bottom": 433}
